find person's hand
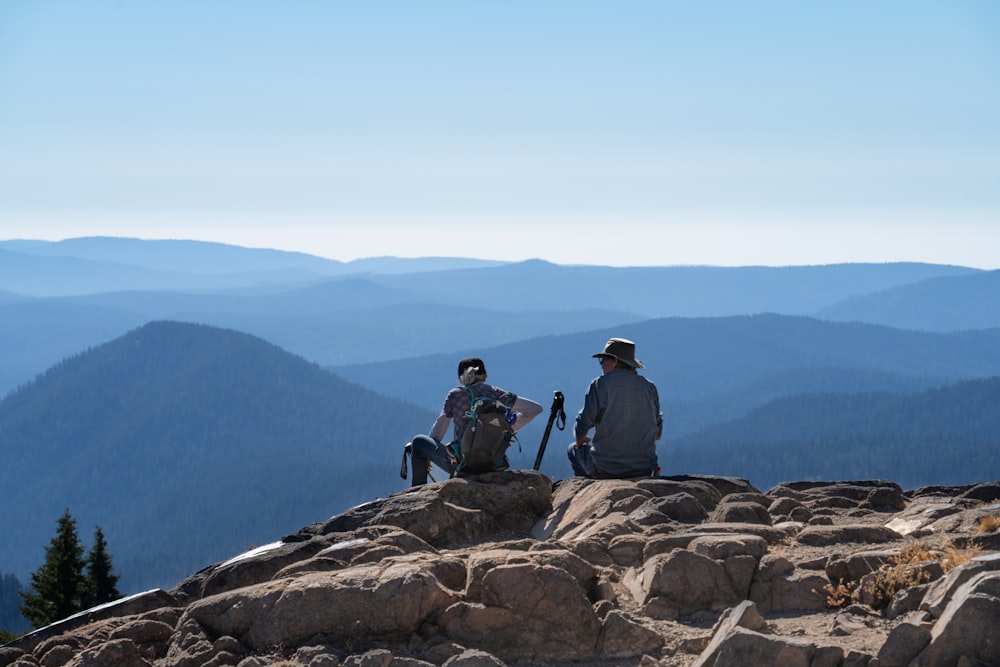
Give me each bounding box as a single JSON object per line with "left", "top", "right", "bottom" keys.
{"left": 574, "top": 435, "right": 591, "bottom": 448}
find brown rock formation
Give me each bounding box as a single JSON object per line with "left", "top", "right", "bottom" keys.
{"left": 3, "top": 471, "right": 999, "bottom": 666}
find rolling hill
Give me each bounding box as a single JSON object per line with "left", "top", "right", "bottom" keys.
{"left": 817, "top": 269, "right": 1000, "bottom": 332}
{"left": 0, "top": 238, "right": 508, "bottom": 296}
{"left": 351, "top": 259, "right": 980, "bottom": 319}
{"left": 666, "top": 377, "right": 1000, "bottom": 490}
{"left": 1, "top": 237, "right": 989, "bottom": 402}
{"left": 332, "top": 314, "right": 1000, "bottom": 479}
{"left": 0, "top": 321, "right": 434, "bottom": 593}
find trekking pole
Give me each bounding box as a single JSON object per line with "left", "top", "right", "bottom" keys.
{"left": 533, "top": 391, "right": 566, "bottom": 470}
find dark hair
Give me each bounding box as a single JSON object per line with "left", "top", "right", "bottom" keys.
{"left": 457, "top": 357, "right": 487, "bottom": 378}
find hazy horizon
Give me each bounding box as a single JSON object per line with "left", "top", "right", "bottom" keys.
{"left": 2, "top": 2, "right": 998, "bottom": 268}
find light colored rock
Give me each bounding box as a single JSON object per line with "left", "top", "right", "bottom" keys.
{"left": 630, "top": 492, "right": 708, "bottom": 524}
{"left": 825, "top": 549, "right": 896, "bottom": 585}
{"left": 797, "top": 524, "right": 902, "bottom": 547}
{"left": 186, "top": 561, "right": 460, "bottom": 650}
{"left": 66, "top": 639, "right": 147, "bottom": 667}
{"left": 316, "top": 471, "right": 552, "bottom": 549}
{"left": 920, "top": 552, "right": 1000, "bottom": 617}
{"left": 14, "top": 475, "right": 999, "bottom": 667}
{"left": 597, "top": 610, "right": 664, "bottom": 658}
{"left": 441, "top": 648, "right": 506, "bottom": 666}
{"left": 625, "top": 549, "right": 740, "bottom": 615}
{"left": 707, "top": 626, "right": 843, "bottom": 667}
{"left": 911, "top": 576, "right": 1000, "bottom": 667}
{"left": 343, "top": 648, "right": 393, "bottom": 667}
{"left": 691, "top": 601, "right": 766, "bottom": 667}
{"left": 437, "top": 562, "right": 601, "bottom": 661}
{"left": 689, "top": 534, "right": 768, "bottom": 561}
{"left": 875, "top": 622, "right": 930, "bottom": 667}
{"left": 884, "top": 496, "right": 964, "bottom": 536}
{"left": 723, "top": 554, "right": 759, "bottom": 599}
{"left": 464, "top": 547, "right": 595, "bottom": 602}
{"left": 749, "top": 570, "right": 828, "bottom": 614}
{"left": 533, "top": 478, "right": 652, "bottom": 541}
{"left": 711, "top": 501, "right": 773, "bottom": 526}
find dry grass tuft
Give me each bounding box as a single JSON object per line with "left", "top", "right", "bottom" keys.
{"left": 977, "top": 515, "right": 1000, "bottom": 533}
{"left": 897, "top": 541, "right": 934, "bottom": 564}
{"left": 854, "top": 540, "right": 936, "bottom": 610}
{"left": 822, "top": 580, "right": 854, "bottom": 609}
{"left": 941, "top": 543, "right": 984, "bottom": 572}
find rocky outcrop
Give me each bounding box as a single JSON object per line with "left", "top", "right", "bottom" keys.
{"left": 3, "top": 472, "right": 999, "bottom": 666}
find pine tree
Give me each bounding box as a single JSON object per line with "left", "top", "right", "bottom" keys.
{"left": 82, "top": 526, "right": 121, "bottom": 608}
{"left": 19, "top": 510, "right": 86, "bottom": 629}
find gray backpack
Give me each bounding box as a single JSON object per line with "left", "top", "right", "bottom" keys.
{"left": 454, "top": 389, "right": 517, "bottom": 475}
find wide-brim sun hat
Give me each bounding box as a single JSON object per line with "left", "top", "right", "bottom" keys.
{"left": 592, "top": 338, "right": 644, "bottom": 369}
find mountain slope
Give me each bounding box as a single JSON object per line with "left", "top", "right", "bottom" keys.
{"left": 0, "top": 321, "right": 433, "bottom": 593}
{"left": 334, "top": 314, "right": 1000, "bottom": 416}
{"left": 0, "top": 282, "right": 642, "bottom": 396}
{"left": 332, "top": 314, "right": 1000, "bottom": 479}
{"left": 0, "top": 300, "right": 148, "bottom": 398}
{"left": 817, "top": 269, "right": 1000, "bottom": 331}
{"left": 666, "top": 377, "right": 1000, "bottom": 490}
{"left": 0, "top": 238, "right": 509, "bottom": 295}
{"left": 0, "top": 237, "right": 345, "bottom": 276}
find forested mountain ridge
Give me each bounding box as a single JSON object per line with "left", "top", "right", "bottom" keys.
{"left": 0, "top": 321, "right": 434, "bottom": 593}
{"left": 348, "top": 259, "right": 980, "bottom": 319}
{"left": 333, "top": 314, "right": 1000, "bottom": 443}
{"left": 818, "top": 269, "right": 1000, "bottom": 332}
{"left": 667, "top": 377, "right": 1000, "bottom": 490}
{"left": 0, "top": 238, "right": 508, "bottom": 296}
{"left": 1, "top": 237, "right": 990, "bottom": 401}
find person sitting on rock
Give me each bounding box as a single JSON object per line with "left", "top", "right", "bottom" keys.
{"left": 569, "top": 337, "right": 662, "bottom": 479}
{"left": 403, "top": 356, "right": 543, "bottom": 486}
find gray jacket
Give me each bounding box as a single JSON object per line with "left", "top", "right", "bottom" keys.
{"left": 575, "top": 368, "right": 662, "bottom": 477}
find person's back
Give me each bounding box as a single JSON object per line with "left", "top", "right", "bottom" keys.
{"left": 402, "top": 357, "right": 542, "bottom": 486}
{"left": 570, "top": 338, "right": 662, "bottom": 479}
{"left": 584, "top": 367, "right": 660, "bottom": 477}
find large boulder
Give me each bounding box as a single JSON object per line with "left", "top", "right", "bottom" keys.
{"left": 437, "top": 562, "right": 601, "bottom": 661}
{"left": 7, "top": 472, "right": 999, "bottom": 667}
{"left": 911, "top": 571, "right": 1000, "bottom": 666}
{"left": 184, "top": 560, "right": 460, "bottom": 651}
{"left": 305, "top": 471, "right": 553, "bottom": 548}
{"left": 625, "top": 549, "right": 741, "bottom": 617}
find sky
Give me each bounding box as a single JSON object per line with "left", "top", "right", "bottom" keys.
{"left": 1, "top": 1, "right": 998, "bottom": 267}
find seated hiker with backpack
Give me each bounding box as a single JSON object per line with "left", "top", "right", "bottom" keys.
{"left": 402, "top": 357, "right": 543, "bottom": 486}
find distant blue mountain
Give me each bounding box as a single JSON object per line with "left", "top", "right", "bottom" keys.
{"left": 0, "top": 236, "right": 345, "bottom": 275}
{"left": 355, "top": 260, "right": 980, "bottom": 319}
{"left": 667, "top": 377, "right": 1000, "bottom": 490}
{"left": 0, "top": 246, "right": 323, "bottom": 296}
{"left": 332, "top": 314, "right": 1000, "bottom": 479}
{"left": 0, "top": 321, "right": 433, "bottom": 593}
{"left": 0, "top": 237, "right": 509, "bottom": 296}
{"left": 817, "top": 269, "right": 1000, "bottom": 332}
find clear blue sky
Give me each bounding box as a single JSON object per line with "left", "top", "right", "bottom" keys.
{"left": 1, "top": 1, "right": 998, "bottom": 266}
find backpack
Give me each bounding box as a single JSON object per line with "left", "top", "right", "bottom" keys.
{"left": 453, "top": 388, "right": 518, "bottom": 475}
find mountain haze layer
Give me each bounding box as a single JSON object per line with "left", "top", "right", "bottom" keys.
{"left": 2, "top": 238, "right": 991, "bottom": 401}
{"left": 2, "top": 237, "right": 998, "bottom": 608}
{"left": 333, "top": 314, "right": 1000, "bottom": 446}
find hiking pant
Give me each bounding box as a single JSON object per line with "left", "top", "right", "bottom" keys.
{"left": 409, "top": 434, "right": 454, "bottom": 486}
{"left": 567, "top": 441, "right": 659, "bottom": 479}
{"left": 567, "top": 441, "right": 597, "bottom": 477}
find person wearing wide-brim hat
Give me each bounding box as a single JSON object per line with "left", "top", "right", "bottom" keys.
{"left": 569, "top": 338, "right": 662, "bottom": 479}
